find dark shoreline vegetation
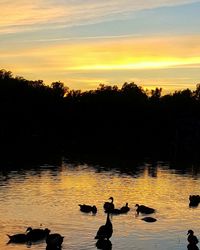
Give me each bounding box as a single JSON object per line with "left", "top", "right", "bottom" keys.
{"left": 0, "top": 69, "right": 200, "bottom": 166}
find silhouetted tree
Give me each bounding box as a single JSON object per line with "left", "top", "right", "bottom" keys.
{"left": 150, "top": 87, "right": 162, "bottom": 100}
{"left": 51, "top": 81, "right": 68, "bottom": 98}
{"left": 0, "top": 68, "right": 200, "bottom": 160}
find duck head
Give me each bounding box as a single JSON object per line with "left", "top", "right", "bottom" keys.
{"left": 26, "top": 227, "right": 33, "bottom": 232}
{"left": 109, "top": 197, "right": 114, "bottom": 203}
{"left": 92, "top": 206, "right": 97, "bottom": 213}
{"left": 187, "top": 230, "right": 194, "bottom": 235}
{"left": 44, "top": 228, "right": 51, "bottom": 235}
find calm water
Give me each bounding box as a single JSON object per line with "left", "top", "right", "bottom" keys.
{"left": 0, "top": 159, "right": 200, "bottom": 250}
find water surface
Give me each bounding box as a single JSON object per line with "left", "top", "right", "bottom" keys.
{"left": 0, "top": 160, "right": 200, "bottom": 250}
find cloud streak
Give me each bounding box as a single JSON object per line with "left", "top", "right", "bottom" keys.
{"left": 0, "top": 0, "right": 198, "bottom": 34}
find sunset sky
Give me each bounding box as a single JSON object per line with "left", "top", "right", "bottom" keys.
{"left": 1, "top": 0, "right": 200, "bottom": 92}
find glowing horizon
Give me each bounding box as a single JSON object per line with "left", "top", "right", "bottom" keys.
{"left": 1, "top": 0, "right": 200, "bottom": 93}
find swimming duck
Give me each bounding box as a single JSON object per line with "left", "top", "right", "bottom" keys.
{"left": 95, "top": 213, "right": 113, "bottom": 240}
{"left": 141, "top": 217, "right": 157, "bottom": 223}
{"left": 26, "top": 227, "right": 50, "bottom": 241}
{"left": 79, "top": 204, "right": 97, "bottom": 214}
{"left": 120, "top": 203, "right": 130, "bottom": 214}
{"left": 187, "top": 230, "right": 198, "bottom": 243}
{"left": 104, "top": 197, "right": 115, "bottom": 213}
{"left": 46, "top": 233, "right": 64, "bottom": 248}
{"left": 135, "top": 204, "right": 155, "bottom": 214}
{"left": 7, "top": 233, "right": 28, "bottom": 243}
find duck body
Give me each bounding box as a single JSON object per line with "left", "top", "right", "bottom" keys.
{"left": 46, "top": 233, "right": 64, "bottom": 248}
{"left": 79, "top": 204, "right": 97, "bottom": 214}
{"left": 187, "top": 245, "right": 199, "bottom": 250}
{"left": 7, "top": 233, "right": 28, "bottom": 243}
{"left": 120, "top": 203, "right": 130, "bottom": 214}
{"left": 141, "top": 217, "right": 157, "bottom": 223}
{"left": 95, "top": 213, "right": 113, "bottom": 240}
{"left": 26, "top": 227, "right": 50, "bottom": 241}
{"left": 135, "top": 204, "right": 155, "bottom": 214}
{"left": 104, "top": 197, "right": 114, "bottom": 213}
{"left": 96, "top": 239, "right": 112, "bottom": 250}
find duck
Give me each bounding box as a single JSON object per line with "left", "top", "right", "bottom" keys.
{"left": 141, "top": 217, "right": 157, "bottom": 223}
{"left": 189, "top": 195, "right": 200, "bottom": 207}
{"left": 7, "top": 233, "right": 28, "bottom": 243}
{"left": 79, "top": 204, "right": 97, "bottom": 214}
{"left": 135, "top": 204, "right": 155, "bottom": 214}
{"left": 26, "top": 227, "right": 50, "bottom": 241}
{"left": 104, "top": 197, "right": 115, "bottom": 213}
{"left": 95, "top": 213, "right": 113, "bottom": 240}
{"left": 120, "top": 203, "right": 130, "bottom": 214}
{"left": 187, "top": 230, "right": 199, "bottom": 246}
{"left": 46, "top": 233, "right": 64, "bottom": 248}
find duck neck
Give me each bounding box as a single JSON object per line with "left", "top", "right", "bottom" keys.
{"left": 106, "top": 213, "right": 111, "bottom": 225}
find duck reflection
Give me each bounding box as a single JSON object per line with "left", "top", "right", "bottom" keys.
{"left": 96, "top": 239, "right": 112, "bottom": 250}
{"left": 46, "top": 246, "right": 62, "bottom": 250}
{"left": 147, "top": 162, "right": 158, "bottom": 178}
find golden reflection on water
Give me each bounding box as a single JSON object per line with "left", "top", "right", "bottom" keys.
{"left": 0, "top": 162, "right": 200, "bottom": 250}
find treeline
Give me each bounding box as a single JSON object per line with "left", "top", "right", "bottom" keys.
{"left": 1, "top": 69, "right": 200, "bottom": 160}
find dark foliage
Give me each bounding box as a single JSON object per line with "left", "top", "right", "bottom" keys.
{"left": 0, "top": 69, "right": 200, "bottom": 161}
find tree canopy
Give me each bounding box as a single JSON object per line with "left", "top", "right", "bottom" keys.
{"left": 0, "top": 69, "right": 200, "bottom": 160}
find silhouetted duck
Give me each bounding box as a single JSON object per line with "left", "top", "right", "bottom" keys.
{"left": 104, "top": 197, "right": 115, "bottom": 213}
{"left": 79, "top": 204, "right": 97, "bottom": 214}
{"left": 120, "top": 203, "right": 130, "bottom": 214}
{"left": 46, "top": 233, "right": 64, "bottom": 248}
{"left": 189, "top": 195, "right": 200, "bottom": 207}
{"left": 7, "top": 233, "right": 28, "bottom": 243}
{"left": 141, "top": 217, "right": 157, "bottom": 223}
{"left": 135, "top": 204, "right": 155, "bottom": 214}
{"left": 95, "top": 213, "right": 113, "bottom": 240}
{"left": 96, "top": 239, "right": 112, "bottom": 250}
{"left": 26, "top": 227, "right": 50, "bottom": 241}
{"left": 187, "top": 230, "right": 199, "bottom": 250}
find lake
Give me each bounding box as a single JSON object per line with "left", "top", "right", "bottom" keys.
{"left": 0, "top": 158, "right": 200, "bottom": 250}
